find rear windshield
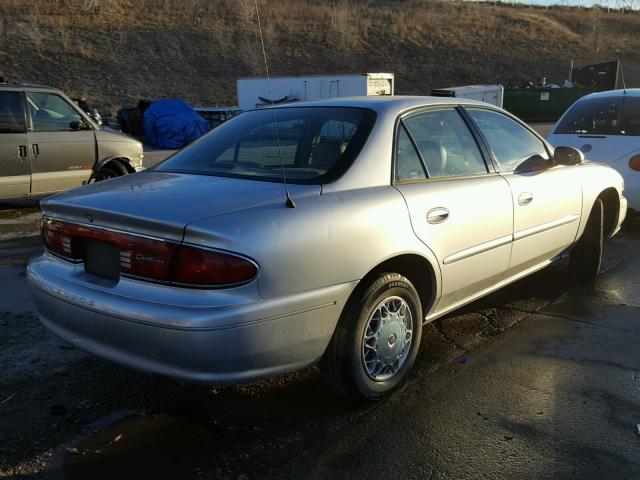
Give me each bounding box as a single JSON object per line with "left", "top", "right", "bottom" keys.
{"left": 555, "top": 95, "right": 640, "bottom": 136}
{"left": 155, "top": 107, "right": 376, "bottom": 183}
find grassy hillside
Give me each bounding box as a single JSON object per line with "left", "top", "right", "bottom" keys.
{"left": 1, "top": 0, "right": 639, "bottom": 112}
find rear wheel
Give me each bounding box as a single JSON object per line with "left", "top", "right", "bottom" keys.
{"left": 321, "top": 273, "right": 423, "bottom": 400}
{"left": 569, "top": 198, "right": 603, "bottom": 282}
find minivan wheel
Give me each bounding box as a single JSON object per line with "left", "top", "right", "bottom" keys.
{"left": 321, "top": 273, "right": 422, "bottom": 400}
{"left": 569, "top": 198, "right": 603, "bottom": 282}
{"left": 95, "top": 162, "right": 127, "bottom": 181}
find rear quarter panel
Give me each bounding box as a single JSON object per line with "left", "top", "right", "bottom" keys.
{"left": 183, "top": 186, "right": 441, "bottom": 300}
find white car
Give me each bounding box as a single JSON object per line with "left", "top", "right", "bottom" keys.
{"left": 547, "top": 89, "right": 640, "bottom": 216}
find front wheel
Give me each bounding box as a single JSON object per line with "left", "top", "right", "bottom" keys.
{"left": 94, "top": 161, "right": 129, "bottom": 182}
{"left": 569, "top": 198, "right": 603, "bottom": 282}
{"left": 321, "top": 273, "right": 423, "bottom": 400}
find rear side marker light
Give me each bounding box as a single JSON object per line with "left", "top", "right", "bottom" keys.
{"left": 629, "top": 155, "right": 640, "bottom": 172}
{"left": 41, "top": 218, "right": 258, "bottom": 287}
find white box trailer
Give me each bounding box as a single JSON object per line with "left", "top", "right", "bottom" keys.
{"left": 430, "top": 84, "right": 504, "bottom": 108}
{"left": 236, "top": 73, "right": 394, "bottom": 111}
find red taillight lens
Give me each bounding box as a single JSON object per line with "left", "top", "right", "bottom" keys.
{"left": 42, "top": 218, "right": 257, "bottom": 287}
{"left": 42, "top": 218, "right": 84, "bottom": 260}
{"left": 629, "top": 154, "right": 640, "bottom": 172}
{"left": 173, "top": 246, "right": 258, "bottom": 286}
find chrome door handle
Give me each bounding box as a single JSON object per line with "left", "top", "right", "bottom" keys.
{"left": 518, "top": 192, "right": 533, "bottom": 206}
{"left": 18, "top": 145, "right": 27, "bottom": 160}
{"left": 32, "top": 144, "right": 39, "bottom": 157}
{"left": 427, "top": 207, "right": 449, "bottom": 224}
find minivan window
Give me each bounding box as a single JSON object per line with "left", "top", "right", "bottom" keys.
{"left": 156, "top": 107, "right": 376, "bottom": 184}
{"left": 554, "top": 95, "right": 640, "bottom": 136}
{"left": 0, "top": 91, "right": 26, "bottom": 134}
{"left": 27, "top": 92, "right": 84, "bottom": 132}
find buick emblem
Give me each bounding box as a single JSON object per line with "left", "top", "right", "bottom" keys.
{"left": 86, "top": 213, "right": 94, "bottom": 223}
{"left": 388, "top": 333, "right": 397, "bottom": 346}
{"left": 581, "top": 144, "right": 592, "bottom": 153}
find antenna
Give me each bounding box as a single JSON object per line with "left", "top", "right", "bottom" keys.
{"left": 620, "top": 60, "right": 627, "bottom": 94}
{"left": 254, "top": 0, "right": 295, "bottom": 208}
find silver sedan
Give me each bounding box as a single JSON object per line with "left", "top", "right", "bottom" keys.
{"left": 27, "top": 97, "right": 627, "bottom": 400}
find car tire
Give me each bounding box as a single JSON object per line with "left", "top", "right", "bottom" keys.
{"left": 569, "top": 198, "right": 603, "bottom": 282}
{"left": 321, "top": 272, "right": 422, "bottom": 400}
{"left": 95, "top": 162, "right": 128, "bottom": 181}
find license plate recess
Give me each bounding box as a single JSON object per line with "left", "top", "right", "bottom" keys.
{"left": 85, "top": 240, "right": 120, "bottom": 281}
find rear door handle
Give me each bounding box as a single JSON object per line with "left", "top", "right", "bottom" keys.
{"left": 32, "top": 144, "right": 39, "bottom": 157}
{"left": 427, "top": 207, "right": 449, "bottom": 224}
{"left": 518, "top": 192, "right": 533, "bottom": 206}
{"left": 18, "top": 145, "right": 27, "bottom": 160}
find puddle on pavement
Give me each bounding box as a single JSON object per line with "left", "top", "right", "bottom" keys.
{"left": 62, "top": 414, "right": 225, "bottom": 480}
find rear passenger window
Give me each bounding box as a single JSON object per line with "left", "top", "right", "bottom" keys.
{"left": 0, "top": 91, "right": 26, "bottom": 134}
{"left": 401, "top": 107, "right": 488, "bottom": 178}
{"left": 395, "top": 124, "right": 427, "bottom": 182}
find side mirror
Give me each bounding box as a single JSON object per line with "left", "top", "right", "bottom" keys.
{"left": 554, "top": 146, "right": 584, "bottom": 166}
{"left": 515, "top": 154, "right": 551, "bottom": 172}
{"left": 90, "top": 108, "right": 102, "bottom": 125}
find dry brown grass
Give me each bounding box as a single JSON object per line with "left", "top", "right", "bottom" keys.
{"left": 0, "top": 0, "right": 638, "bottom": 109}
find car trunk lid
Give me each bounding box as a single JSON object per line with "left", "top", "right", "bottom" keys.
{"left": 41, "top": 171, "right": 320, "bottom": 242}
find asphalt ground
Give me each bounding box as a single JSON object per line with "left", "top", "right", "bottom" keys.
{"left": 1, "top": 122, "right": 637, "bottom": 479}
{"left": 0, "top": 200, "right": 639, "bottom": 479}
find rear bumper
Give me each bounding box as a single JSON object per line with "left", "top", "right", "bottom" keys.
{"left": 27, "top": 254, "right": 355, "bottom": 385}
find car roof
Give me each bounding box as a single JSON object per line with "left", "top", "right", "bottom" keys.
{"left": 579, "top": 88, "right": 640, "bottom": 100}
{"left": 261, "top": 95, "right": 498, "bottom": 116}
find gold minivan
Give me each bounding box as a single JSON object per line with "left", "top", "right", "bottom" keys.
{"left": 0, "top": 83, "right": 144, "bottom": 199}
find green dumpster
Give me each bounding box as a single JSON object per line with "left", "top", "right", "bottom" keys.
{"left": 504, "top": 88, "right": 593, "bottom": 123}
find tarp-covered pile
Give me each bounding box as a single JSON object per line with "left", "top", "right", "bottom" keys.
{"left": 143, "top": 99, "right": 210, "bottom": 149}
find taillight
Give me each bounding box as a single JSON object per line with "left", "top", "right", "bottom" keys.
{"left": 42, "top": 218, "right": 84, "bottom": 260}
{"left": 629, "top": 154, "right": 640, "bottom": 172}
{"left": 42, "top": 218, "right": 258, "bottom": 287}
{"left": 173, "top": 246, "right": 258, "bottom": 286}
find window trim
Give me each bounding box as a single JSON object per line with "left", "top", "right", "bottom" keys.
{"left": 391, "top": 104, "right": 494, "bottom": 185}
{"left": 396, "top": 121, "right": 430, "bottom": 180}
{"left": 0, "top": 90, "right": 28, "bottom": 134}
{"left": 25, "top": 91, "right": 93, "bottom": 133}
{"left": 461, "top": 105, "right": 554, "bottom": 174}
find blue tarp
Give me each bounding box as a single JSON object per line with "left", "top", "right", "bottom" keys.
{"left": 143, "top": 99, "right": 210, "bottom": 149}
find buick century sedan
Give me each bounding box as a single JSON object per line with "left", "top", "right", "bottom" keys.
{"left": 28, "top": 97, "right": 627, "bottom": 400}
